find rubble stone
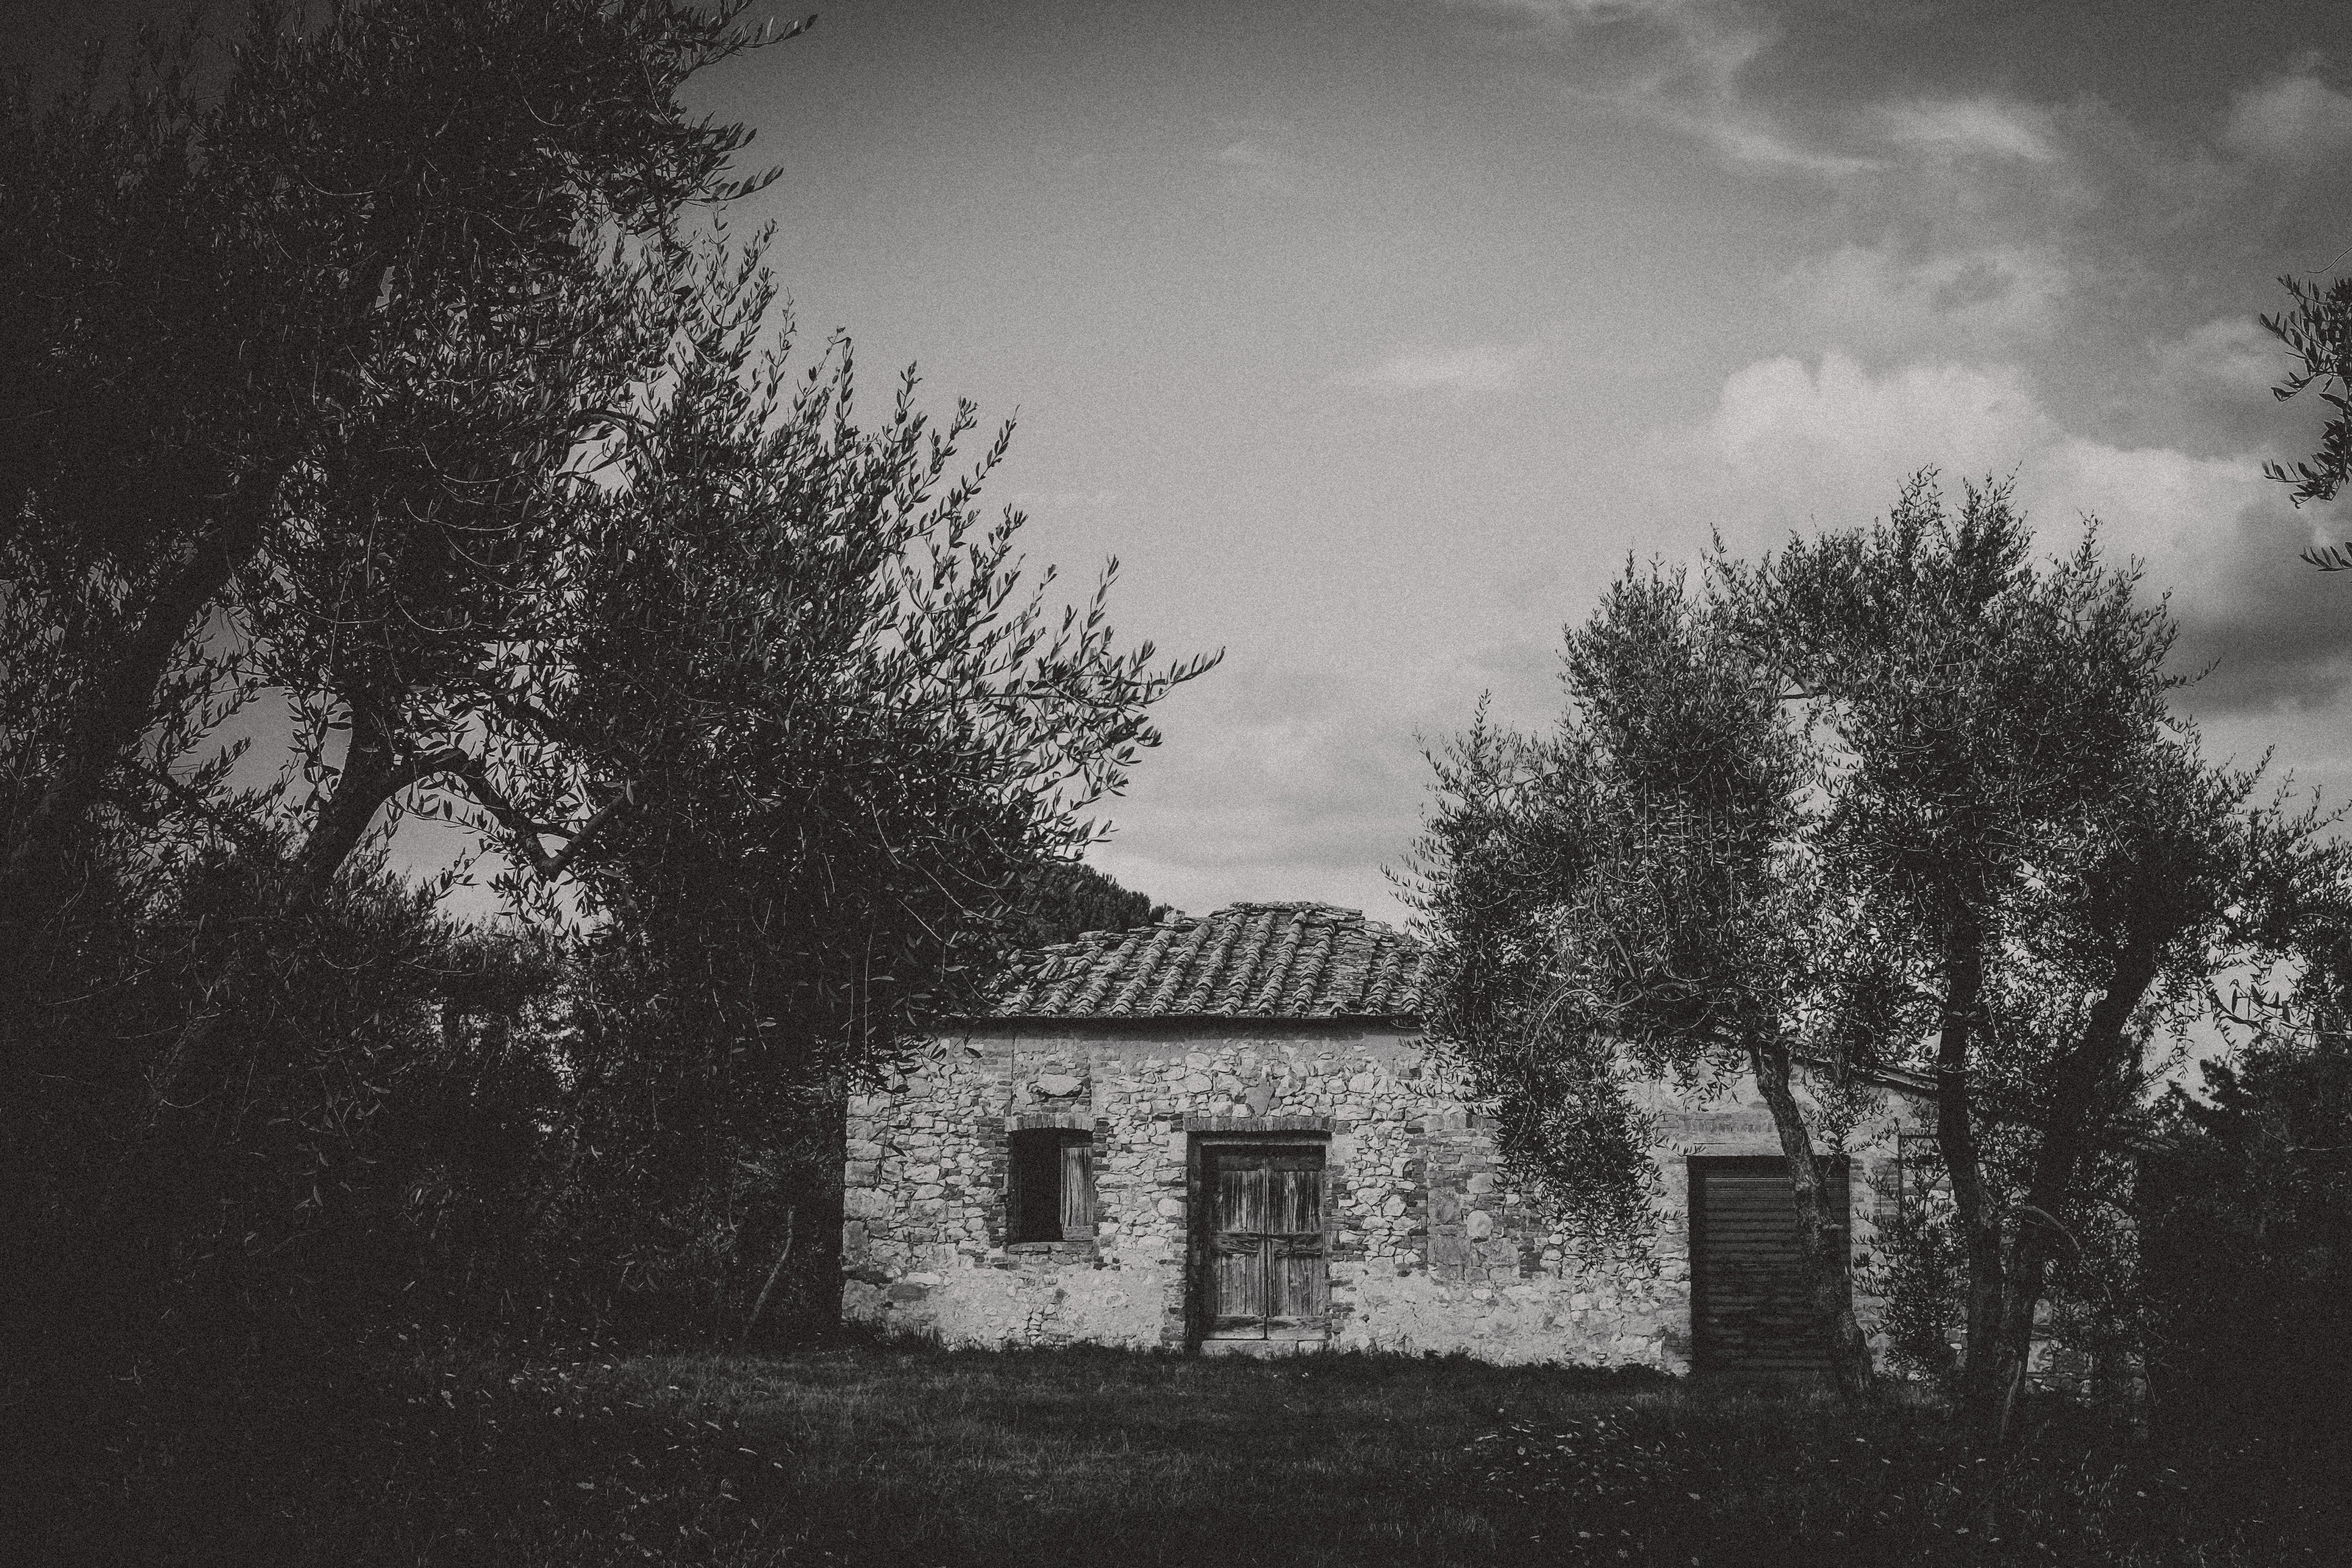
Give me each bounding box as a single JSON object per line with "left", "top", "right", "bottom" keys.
{"left": 841, "top": 1017, "right": 1922, "bottom": 1369}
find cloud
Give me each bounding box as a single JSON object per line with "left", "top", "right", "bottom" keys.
{"left": 1785, "top": 242, "right": 2071, "bottom": 358}
{"left": 2031, "top": 438, "right": 2352, "bottom": 715}
{"left": 1333, "top": 342, "right": 1532, "bottom": 396}
{"left": 1440, "top": 0, "right": 2303, "bottom": 251}
{"left": 2154, "top": 316, "right": 2285, "bottom": 400}
{"left": 1641, "top": 350, "right": 2352, "bottom": 715}
{"left": 1648, "top": 353, "right": 2052, "bottom": 548}
{"left": 1091, "top": 641, "right": 1562, "bottom": 926}
{"left": 1112, "top": 342, "right": 2352, "bottom": 921}
{"left": 1436, "top": 5, "right": 2114, "bottom": 184}
{"left": 1440, "top": 0, "right": 1879, "bottom": 175}
{"left": 2223, "top": 70, "right": 2352, "bottom": 165}
{"left": 1878, "top": 97, "right": 2059, "bottom": 163}
{"left": 1087, "top": 666, "right": 1432, "bottom": 923}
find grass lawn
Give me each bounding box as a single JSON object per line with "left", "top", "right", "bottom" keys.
{"left": 6, "top": 1342, "right": 2343, "bottom": 1566}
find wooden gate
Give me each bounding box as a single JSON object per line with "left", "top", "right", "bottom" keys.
{"left": 1689, "top": 1155, "right": 1851, "bottom": 1373}
{"left": 1201, "top": 1144, "right": 1328, "bottom": 1342}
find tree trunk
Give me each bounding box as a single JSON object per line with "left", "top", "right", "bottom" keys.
{"left": 0, "top": 484, "right": 271, "bottom": 921}
{"left": 1984, "top": 941, "right": 2163, "bottom": 1446}
{"left": 1748, "top": 1039, "right": 1876, "bottom": 1400}
{"left": 144, "top": 706, "right": 410, "bottom": 1123}
{"left": 108, "top": 702, "right": 425, "bottom": 1326}
{"left": 1935, "top": 913, "right": 2008, "bottom": 1444}
{"left": 0, "top": 483, "right": 275, "bottom": 1105}
{"left": 289, "top": 714, "right": 406, "bottom": 898}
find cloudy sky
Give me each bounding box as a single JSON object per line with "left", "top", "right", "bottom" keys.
{"left": 669, "top": 0, "right": 2352, "bottom": 926}
{"left": 34, "top": 0, "right": 2352, "bottom": 928}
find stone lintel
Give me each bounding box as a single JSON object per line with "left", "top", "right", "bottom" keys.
{"left": 1006, "top": 1112, "right": 1097, "bottom": 1131}
{"left": 1181, "top": 1113, "right": 1334, "bottom": 1134}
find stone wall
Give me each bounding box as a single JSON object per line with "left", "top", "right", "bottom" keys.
{"left": 840, "top": 1021, "right": 1930, "bottom": 1368}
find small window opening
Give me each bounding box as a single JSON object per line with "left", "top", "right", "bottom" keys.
{"left": 1008, "top": 1128, "right": 1095, "bottom": 1244}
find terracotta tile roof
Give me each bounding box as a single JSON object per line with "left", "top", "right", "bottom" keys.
{"left": 983, "top": 902, "right": 1429, "bottom": 1021}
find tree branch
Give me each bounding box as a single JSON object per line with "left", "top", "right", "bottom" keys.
{"left": 436, "top": 752, "right": 629, "bottom": 880}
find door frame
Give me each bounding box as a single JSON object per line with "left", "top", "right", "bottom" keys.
{"left": 1185, "top": 1131, "right": 1332, "bottom": 1349}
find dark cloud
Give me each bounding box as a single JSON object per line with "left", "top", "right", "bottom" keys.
{"left": 1751, "top": 0, "right": 2347, "bottom": 129}
{"left": 2171, "top": 493, "right": 2352, "bottom": 716}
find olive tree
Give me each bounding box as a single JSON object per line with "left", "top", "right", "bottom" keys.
{"left": 1421, "top": 478, "right": 2301, "bottom": 1438}
{"left": 1414, "top": 567, "right": 1879, "bottom": 1399}
{"left": 2, "top": 0, "right": 812, "bottom": 1343}
{"left": 419, "top": 249, "right": 1215, "bottom": 1335}
{"left": 1722, "top": 477, "right": 2299, "bottom": 1446}
{"left": 1, "top": 0, "right": 794, "bottom": 1026}
{"left": 2263, "top": 271, "right": 2352, "bottom": 523}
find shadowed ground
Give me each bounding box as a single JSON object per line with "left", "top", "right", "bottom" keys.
{"left": 4, "top": 1342, "right": 2340, "bottom": 1565}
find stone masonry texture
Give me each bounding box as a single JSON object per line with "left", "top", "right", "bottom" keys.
{"left": 840, "top": 1016, "right": 1929, "bottom": 1368}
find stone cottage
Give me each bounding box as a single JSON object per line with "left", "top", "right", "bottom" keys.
{"left": 841, "top": 901, "right": 1937, "bottom": 1370}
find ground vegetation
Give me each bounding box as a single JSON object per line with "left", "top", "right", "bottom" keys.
{"left": 5, "top": 1343, "right": 2335, "bottom": 1566}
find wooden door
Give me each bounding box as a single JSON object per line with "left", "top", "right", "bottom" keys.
{"left": 1204, "top": 1145, "right": 1328, "bottom": 1339}
{"left": 1690, "top": 1156, "right": 1851, "bottom": 1373}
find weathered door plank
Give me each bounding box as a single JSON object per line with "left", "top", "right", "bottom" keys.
{"left": 1204, "top": 1145, "right": 1328, "bottom": 1342}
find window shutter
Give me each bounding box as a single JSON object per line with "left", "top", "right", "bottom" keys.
{"left": 1059, "top": 1138, "right": 1095, "bottom": 1239}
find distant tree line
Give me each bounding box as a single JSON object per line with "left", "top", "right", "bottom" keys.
{"left": 1007, "top": 858, "right": 1171, "bottom": 951}
{"left": 1, "top": 0, "right": 1204, "bottom": 1364}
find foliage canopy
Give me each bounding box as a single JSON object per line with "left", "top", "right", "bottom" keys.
{"left": 1, "top": 0, "right": 1207, "bottom": 1353}
{"left": 1415, "top": 476, "right": 2323, "bottom": 1439}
